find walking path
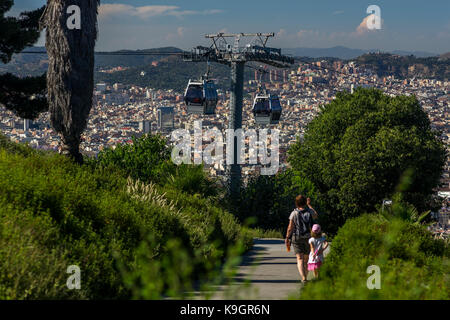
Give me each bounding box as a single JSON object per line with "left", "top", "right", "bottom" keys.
{"left": 194, "top": 238, "right": 330, "bottom": 300}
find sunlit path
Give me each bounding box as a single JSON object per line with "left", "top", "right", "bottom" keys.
{"left": 194, "top": 238, "right": 330, "bottom": 300}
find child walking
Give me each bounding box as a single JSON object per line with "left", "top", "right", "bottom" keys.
{"left": 308, "top": 224, "right": 328, "bottom": 279}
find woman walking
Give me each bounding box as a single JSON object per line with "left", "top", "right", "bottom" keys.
{"left": 285, "top": 195, "right": 318, "bottom": 283}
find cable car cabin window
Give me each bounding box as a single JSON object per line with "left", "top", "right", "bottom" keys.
{"left": 185, "top": 85, "right": 204, "bottom": 104}
{"left": 255, "top": 98, "right": 270, "bottom": 115}
{"left": 254, "top": 99, "right": 270, "bottom": 115}
{"left": 253, "top": 100, "right": 264, "bottom": 113}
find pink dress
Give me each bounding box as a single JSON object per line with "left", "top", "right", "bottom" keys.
{"left": 307, "top": 237, "right": 325, "bottom": 271}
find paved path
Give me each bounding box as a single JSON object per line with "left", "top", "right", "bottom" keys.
{"left": 194, "top": 238, "right": 329, "bottom": 300}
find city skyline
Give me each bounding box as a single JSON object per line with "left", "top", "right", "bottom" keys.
{"left": 8, "top": 0, "right": 450, "bottom": 54}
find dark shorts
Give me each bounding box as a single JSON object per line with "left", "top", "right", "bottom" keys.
{"left": 291, "top": 236, "right": 309, "bottom": 255}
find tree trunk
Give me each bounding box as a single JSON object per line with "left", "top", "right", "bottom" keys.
{"left": 41, "top": 0, "right": 99, "bottom": 163}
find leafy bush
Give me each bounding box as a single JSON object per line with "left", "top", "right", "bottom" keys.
{"left": 95, "top": 133, "right": 174, "bottom": 184}
{"left": 95, "top": 134, "right": 219, "bottom": 199}
{"left": 299, "top": 212, "right": 449, "bottom": 299}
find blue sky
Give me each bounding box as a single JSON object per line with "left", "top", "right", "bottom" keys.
{"left": 9, "top": 0, "right": 450, "bottom": 53}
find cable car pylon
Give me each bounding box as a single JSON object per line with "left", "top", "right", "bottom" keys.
{"left": 183, "top": 33, "right": 294, "bottom": 199}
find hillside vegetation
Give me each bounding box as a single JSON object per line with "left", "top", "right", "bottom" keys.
{"left": 0, "top": 134, "right": 253, "bottom": 299}
{"left": 94, "top": 55, "right": 254, "bottom": 93}
{"left": 0, "top": 88, "right": 447, "bottom": 300}
{"left": 288, "top": 88, "right": 447, "bottom": 235}
{"left": 353, "top": 53, "right": 450, "bottom": 81}
{"left": 292, "top": 89, "right": 449, "bottom": 299}
{"left": 300, "top": 211, "right": 449, "bottom": 299}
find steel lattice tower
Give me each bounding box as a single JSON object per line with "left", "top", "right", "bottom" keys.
{"left": 184, "top": 33, "right": 294, "bottom": 199}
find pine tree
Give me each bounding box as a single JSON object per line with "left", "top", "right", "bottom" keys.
{"left": 0, "top": 0, "right": 47, "bottom": 119}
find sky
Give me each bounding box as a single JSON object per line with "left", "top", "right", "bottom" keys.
{"left": 8, "top": 0, "right": 450, "bottom": 54}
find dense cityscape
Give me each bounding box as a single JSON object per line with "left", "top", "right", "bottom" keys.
{"left": 1, "top": 55, "right": 449, "bottom": 238}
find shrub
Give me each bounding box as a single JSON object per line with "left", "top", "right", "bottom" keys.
{"left": 95, "top": 133, "right": 175, "bottom": 184}
{"left": 95, "top": 134, "right": 219, "bottom": 199}
{"left": 299, "top": 213, "right": 449, "bottom": 299}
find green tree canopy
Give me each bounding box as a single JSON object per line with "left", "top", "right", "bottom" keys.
{"left": 237, "top": 169, "right": 322, "bottom": 231}
{"left": 0, "top": 0, "right": 47, "bottom": 119}
{"left": 288, "top": 88, "right": 447, "bottom": 232}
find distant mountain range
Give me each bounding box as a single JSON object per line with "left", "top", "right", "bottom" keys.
{"left": 0, "top": 46, "right": 185, "bottom": 77}
{"left": 1, "top": 46, "right": 448, "bottom": 89}
{"left": 283, "top": 46, "right": 440, "bottom": 59}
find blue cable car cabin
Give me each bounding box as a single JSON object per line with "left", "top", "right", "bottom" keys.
{"left": 252, "top": 92, "right": 282, "bottom": 125}
{"left": 184, "top": 79, "right": 218, "bottom": 114}
{"left": 253, "top": 93, "right": 271, "bottom": 125}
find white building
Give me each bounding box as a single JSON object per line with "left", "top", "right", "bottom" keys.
{"left": 96, "top": 83, "right": 107, "bottom": 93}
{"left": 138, "top": 120, "right": 151, "bottom": 134}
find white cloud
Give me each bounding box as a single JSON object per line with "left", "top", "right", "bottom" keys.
{"left": 165, "top": 27, "right": 188, "bottom": 41}
{"left": 177, "top": 27, "right": 186, "bottom": 37}
{"left": 202, "top": 9, "right": 223, "bottom": 15}
{"left": 277, "top": 29, "right": 287, "bottom": 37}
{"left": 297, "top": 29, "right": 320, "bottom": 39}
{"left": 99, "top": 4, "right": 223, "bottom": 20}
{"left": 356, "top": 14, "right": 383, "bottom": 35}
